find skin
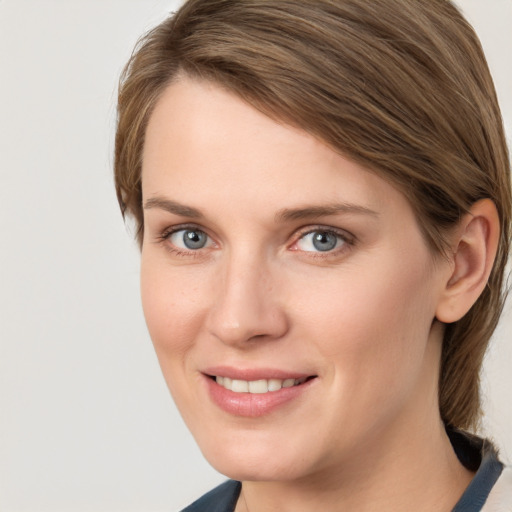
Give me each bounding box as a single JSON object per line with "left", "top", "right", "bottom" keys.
{"left": 140, "top": 76, "right": 479, "bottom": 512}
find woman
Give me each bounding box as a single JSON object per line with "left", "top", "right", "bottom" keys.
{"left": 114, "top": 0, "right": 511, "bottom": 510}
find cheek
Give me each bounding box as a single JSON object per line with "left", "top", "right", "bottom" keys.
{"left": 139, "top": 257, "right": 213, "bottom": 424}
{"left": 140, "top": 256, "right": 207, "bottom": 360}
{"left": 296, "top": 254, "right": 437, "bottom": 401}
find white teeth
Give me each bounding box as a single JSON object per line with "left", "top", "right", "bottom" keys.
{"left": 267, "top": 379, "right": 283, "bottom": 392}
{"left": 231, "top": 379, "right": 249, "bottom": 393}
{"left": 248, "top": 379, "right": 268, "bottom": 394}
{"left": 282, "top": 378, "right": 295, "bottom": 388}
{"left": 215, "top": 376, "right": 308, "bottom": 394}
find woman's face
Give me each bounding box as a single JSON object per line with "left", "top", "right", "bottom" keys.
{"left": 140, "top": 77, "right": 451, "bottom": 482}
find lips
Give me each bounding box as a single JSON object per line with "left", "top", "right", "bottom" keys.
{"left": 202, "top": 367, "right": 317, "bottom": 417}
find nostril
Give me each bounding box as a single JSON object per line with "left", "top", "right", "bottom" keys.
{"left": 248, "top": 334, "right": 266, "bottom": 342}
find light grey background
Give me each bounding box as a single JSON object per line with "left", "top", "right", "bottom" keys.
{"left": 0, "top": 1, "right": 510, "bottom": 511}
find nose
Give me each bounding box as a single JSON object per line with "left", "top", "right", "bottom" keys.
{"left": 205, "top": 253, "right": 289, "bottom": 347}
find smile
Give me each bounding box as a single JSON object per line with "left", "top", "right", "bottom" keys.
{"left": 215, "top": 376, "right": 308, "bottom": 394}
{"left": 203, "top": 367, "right": 317, "bottom": 417}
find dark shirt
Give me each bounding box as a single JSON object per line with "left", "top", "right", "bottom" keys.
{"left": 181, "top": 429, "right": 504, "bottom": 512}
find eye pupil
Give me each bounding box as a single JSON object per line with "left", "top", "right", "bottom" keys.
{"left": 183, "top": 230, "right": 207, "bottom": 249}
{"left": 312, "top": 232, "right": 337, "bottom": 251}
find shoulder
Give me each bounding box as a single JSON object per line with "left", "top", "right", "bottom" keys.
{"left": 181, "top": 480, "right": 241, "bottom": 512}
{"left": 482, "top": 465, "right": 512, "bottom": 512}
{"left": 448, "top": 428, "right": 512, "bottom": 512}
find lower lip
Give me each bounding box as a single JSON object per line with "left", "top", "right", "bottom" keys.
{"left": 204, "top": 376, "right": 316, "bottom": 417}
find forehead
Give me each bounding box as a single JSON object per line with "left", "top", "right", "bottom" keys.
{"left": 142, "top": 76, "right": 412, "bottom": 226}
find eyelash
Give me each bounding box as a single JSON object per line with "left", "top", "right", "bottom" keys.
{"left": 154, "top": 224, "right": 355, "bottom": 259}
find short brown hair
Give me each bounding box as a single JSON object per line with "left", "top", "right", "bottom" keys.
{"left": 114, "top": 0, "right": 511, "bottom": 430}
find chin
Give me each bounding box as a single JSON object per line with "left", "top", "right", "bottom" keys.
{"left": 194, "top": 427, "right": 323, "bottom": 482}
{"left": 208, "top": 453, "right": 306, "bottom": 482}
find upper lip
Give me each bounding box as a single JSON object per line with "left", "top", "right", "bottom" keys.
{"left": 202, "top": 365, "right": 315, "bottom": 381}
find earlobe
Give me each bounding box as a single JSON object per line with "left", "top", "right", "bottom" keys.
{"left": 436, "top": 199, "right": 500, "bottom": 324}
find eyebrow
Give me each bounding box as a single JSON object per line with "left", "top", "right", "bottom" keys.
{"left": 143, "top": 196, "right": 379, "bottom": 222}
{"left": 143, "top": 197, "right": 204, "bottom": 218}
{"left": 275, "top": 203, "right": 379, "bottom": 223}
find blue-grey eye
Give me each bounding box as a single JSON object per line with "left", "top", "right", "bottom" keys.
{"left": 183, "top": 230, "right": 207, "bottom": 249}
{"left": 169, "top": 228, "right": 209, "bottom": 250}
{"left": 296, "top": 230, "right": 344, "bottom": 252}
{"left": 312, "top": 232, "right": 338, "bottom": 251}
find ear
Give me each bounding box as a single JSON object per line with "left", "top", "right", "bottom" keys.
{"left": 436, "top": 199, "right": 500, "bottom": 324}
